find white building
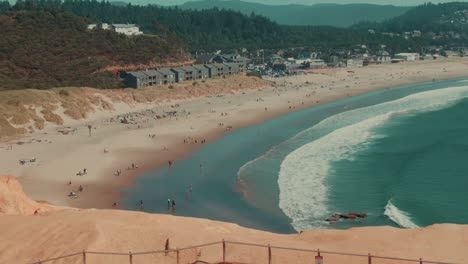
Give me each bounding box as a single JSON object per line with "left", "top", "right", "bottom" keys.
{"left": 101, "top": 23, "right": 111, "bottom": 30}
{"left": 347, "top": 59, "right": 363, "bottom": 68}
{"left": 310, "top": 59, "right": 326, "bottom": 68}
{"left": 112, "top": 24, "right": 143, "bottom": 36}
{"left": 376, "top": 51, "right": 391, "bottom": 64}
{"left": 87, "top": 24, "right": 97, "bottom": 30}
{"left": 394, "top": 53, "right": 420, "bottom": 61}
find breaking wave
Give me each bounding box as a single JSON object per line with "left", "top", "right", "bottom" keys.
{"left": 384, "top": 200, "right": 419, "bottom": 228}
{"left": 277, "top": 86, "right": 468, "bottom": 231}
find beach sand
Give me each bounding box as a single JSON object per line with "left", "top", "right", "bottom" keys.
{"left": 2, "top": 58, "right": 468, "bottom": 209}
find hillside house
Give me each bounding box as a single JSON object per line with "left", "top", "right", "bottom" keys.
{"left": 112, "top": 24, "right": 143, "bottom": 36}
{"left": 192, "top": 64, "right": 209, "bottom": 80}
{"left": 101, "top": 23, "right": 111, "bottom": 30}
{"left": 157, "top": 68, "right": 175, "bottom": 84}
{"left": 87, "top": 24, "right": 97, "bottom": 30}
{"left": 170, "top": 68, "right": 186, "bottom": 83}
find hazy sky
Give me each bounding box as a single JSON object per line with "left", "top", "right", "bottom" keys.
{"left": 143, "top": 0, "right": 467, "bottom": 6}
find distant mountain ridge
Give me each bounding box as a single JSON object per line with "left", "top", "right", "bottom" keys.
{"left": 179, "top": 0, "right": 412, "bottom": 27}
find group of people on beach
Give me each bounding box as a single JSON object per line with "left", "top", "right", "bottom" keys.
{"left": 183, "top": 137, "right": 206, "bottom": 144}
{"left": 114, "top": 163, "right": 139, "bottom": 176}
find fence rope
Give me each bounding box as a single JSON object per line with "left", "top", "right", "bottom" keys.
{"left": 27, "top": 240, "right": 457, "bottom": 264}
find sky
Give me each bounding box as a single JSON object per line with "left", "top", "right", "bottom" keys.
{"left": 141, "top": 0, "right": 467, "bottom": 6}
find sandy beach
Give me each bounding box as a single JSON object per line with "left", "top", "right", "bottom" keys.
{"left": 2, "top": 58, "right": 468, "bottom": 209}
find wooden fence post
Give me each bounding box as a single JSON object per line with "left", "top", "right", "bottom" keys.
{"left": 222, "top": 240, "right": 226, "bottom": 263}
{"left": 165, "top": 238, "right": 170, "bottom": 256}
{"left": 129, "top": 251, "right": 133, "bottom": 264}
{"left": 368, "top": 253, "right": 371, "bottom": 264}
{"left": 82, "top": 250, "right": 86, "bottom": 264}
{"left": 420, "top": 258, "right": 423, "bottom": 264}
{"left": 268, "top": 244, "right": 272, "bottom": 264}
{"left": 176, "top": 248, "right": 180, "bottom": 264}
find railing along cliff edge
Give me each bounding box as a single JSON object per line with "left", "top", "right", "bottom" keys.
{"left": 28, "top": 240, "right": 457, "bottom": 264}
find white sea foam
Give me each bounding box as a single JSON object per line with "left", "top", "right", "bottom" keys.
{"left": 276, "top": 86, "right": 468, "bottom": 231}
{"left": 384, "top": 200, "right": 419, "bottom": 228}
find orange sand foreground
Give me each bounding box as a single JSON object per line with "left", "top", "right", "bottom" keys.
{"left": 0, "top": 175, "right": 466, "bottom": 264}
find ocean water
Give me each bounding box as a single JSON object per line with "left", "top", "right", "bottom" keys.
{"left": 123, "top": 78, "right": 468, "bottom": 233}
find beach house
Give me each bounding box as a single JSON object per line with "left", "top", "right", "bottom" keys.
{"left": 170, "top": 68, "right": 186, "bottom": 83}
{"left": 192, "top": 65, "right": 209, "bottom": 80}
{"left": 180, "top": 66, "right": 196, "bottom": 81}
{"left": 346, "top": 59, "right": 364, "bottom": 68}
{"left": 157, "top": 68, "right": 176, "bottom": 84}
{"left": 124, "top": 71, "right": 149, "bottom": 88}
{"left": 144, "top": 70, "right": 164, "bottom": 86}
{"left": 203, "top": 64, "right": 218, "bottom": 78}
{"left": 223, "top": 63, "right": 240, "bottom": 75}
{"left": 394, "top": 53, "right": 420, "bottom": 61}
{"left": 377, "top": 51, "right": 392, "bottom": 64}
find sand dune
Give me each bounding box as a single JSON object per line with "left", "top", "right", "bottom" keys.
{"left": 0, "top": 175, "right": 467, "bottom": 264}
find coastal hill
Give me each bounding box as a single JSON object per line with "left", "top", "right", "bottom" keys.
{"left": 179, "top": 0, "right": 412, "bottom": 27}
{"left": 1, "top": 175, "right": 467, "bottom": 263}
{"left": 354, "top": 2, "right": 468, "bottom": 34}
{"left": 0, "top": 9, "right": 186, "bottom": 90}
{"left": 5, "top": 0, "right": 393, "bottom": 51}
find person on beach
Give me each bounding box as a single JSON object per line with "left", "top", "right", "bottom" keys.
{"left": 168, "top": 161, "right": 173, "bottom": 168}
{"left": 78, "top": 185, "right": 83, "bottom": 192}
{"left": 167, "top": 198, "right": 171, "bottom": 209}
{"left": 139, "top": 200, "right": 144, "bottom": 210}
{"left": 171, "top": 199, "right": 176, "bottom": 211}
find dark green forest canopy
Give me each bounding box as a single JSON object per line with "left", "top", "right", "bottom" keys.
{"left": 3, "top": 0, "right": 420, "bottom": 51}
{"left": 0, "top": 8, "right": 185, "bottom": 90}
{"left": 353, "top": 2, "right": 468, "bottom": 34}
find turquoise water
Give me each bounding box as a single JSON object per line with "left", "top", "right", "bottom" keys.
{"left": 123, "top": 78, "right": 468, "bottom": 233}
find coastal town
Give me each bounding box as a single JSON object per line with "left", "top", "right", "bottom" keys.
{"left": 98, "top": 23, "right": 466, "bottom": 88}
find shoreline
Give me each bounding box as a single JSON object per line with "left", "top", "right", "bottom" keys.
{"left": 2, "top": 58, "right": 468, "bottom": 211}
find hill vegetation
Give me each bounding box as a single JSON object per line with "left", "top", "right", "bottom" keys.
{"left": 179, "top": 0, "right": 412, "bottom": 27}
{"left": 6, "top": 0, "right": 419, "bottom": 52}
{"left": 354, "top": 2, "right": 468, "bottom": 35}
{"left": 0, "top": 8, "right": 185, "bottom": 90}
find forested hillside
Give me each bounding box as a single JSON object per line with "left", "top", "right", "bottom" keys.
{"left": 0, "top": 9, "right": 185, "bottom": 90}
{"left": 5, "top": 0, "right": 418, "bottom": 51}
{"left": 179, "top": 0, "right": 411, "bottom": 27}
{"left": 354, "top": 2, "right": 468, "bottom": 34}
